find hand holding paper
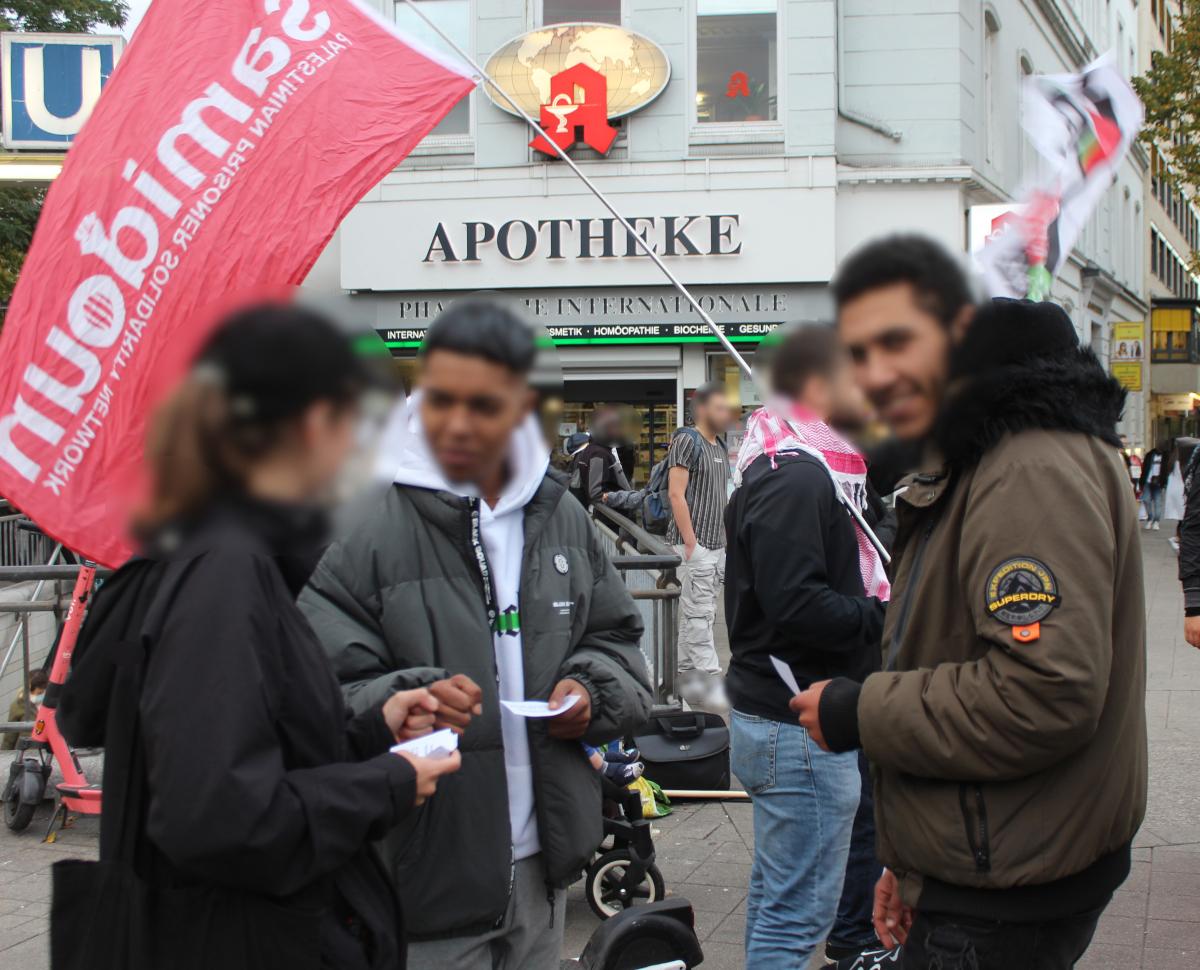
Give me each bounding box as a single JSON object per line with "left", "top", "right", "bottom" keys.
{"left": 391, "top": 728, "right": 459, "bottom": 759}
{"left": 769, "top": 655, "right": 802, "bottom": 696}
{"left": 392, "top": 729, "right": 462, "bottom": 807}
{"left": 547, "top": 678, "right": 593, "bottom": 740}
{"left": 500, "top": 694, "right": 581, "bottom": 718}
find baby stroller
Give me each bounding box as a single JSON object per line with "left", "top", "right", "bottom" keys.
{"left": 584, "top": 751, "right": 667, "bottom": 920}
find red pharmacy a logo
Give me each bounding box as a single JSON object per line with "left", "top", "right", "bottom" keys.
{"left": 530, "top": 63, "right": 617, "bottom": 158}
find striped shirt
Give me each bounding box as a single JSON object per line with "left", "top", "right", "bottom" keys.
{"left": 666, "top": 430, "right": 731, "bottom": 549}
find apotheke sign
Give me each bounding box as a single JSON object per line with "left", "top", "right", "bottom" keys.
{"left": 341, "top": 188, "right": 836, "bottom": 290}
{"left": 422, "top": 213, "right": 741, "bottom": 263}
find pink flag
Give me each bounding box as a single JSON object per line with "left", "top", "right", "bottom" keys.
{"left": 0, "top": 0, "right": 474, "bottom": 566}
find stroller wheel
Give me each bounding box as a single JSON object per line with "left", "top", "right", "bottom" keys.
{"left": 585, "top": 850, "right": 666, "bottom": 920}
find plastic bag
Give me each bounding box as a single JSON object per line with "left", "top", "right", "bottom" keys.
{"left": 629, "top": 776, "right": 672, "bottom": 818}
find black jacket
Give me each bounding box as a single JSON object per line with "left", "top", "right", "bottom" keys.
{"left": 1179, "top": 442, "right": 1200, "bottom": 615}
{"left": 576, "top": 440, "right": 641, "bottom": 512}
{"left": 59, "top": 498, "right": 416, "bottom": 970}
{"left": 724, "top": 452, "right": 886, "bottom": 722}
{"left": 299, "top": 471, "right": 652, "bottom": 937}
{"left": 1140, "top": 448, "right": 1168, "bottom": 489}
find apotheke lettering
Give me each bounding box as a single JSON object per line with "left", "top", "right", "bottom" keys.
{"left": 423, "top": 214, "right": 742, "bottom": 263}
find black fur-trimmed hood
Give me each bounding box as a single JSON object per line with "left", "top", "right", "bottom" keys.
{"left": 932, "top": 300, "right": 1126, "bottom": 470}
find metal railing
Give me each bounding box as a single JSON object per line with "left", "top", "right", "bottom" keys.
{"left": 0, "top": 509, "right": 59, "bottom": 567}
{"left": 0, "top": 561, "right": 111, "bottom": 736}
{"left": 590, "top": 503, "right": 681, "bottom": 703}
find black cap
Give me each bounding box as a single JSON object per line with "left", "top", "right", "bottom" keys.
{"left": 196, "top": 302, "right": 378, "bottom": 424}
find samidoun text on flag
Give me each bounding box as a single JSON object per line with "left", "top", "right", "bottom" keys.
{"left": 0, "top": 0, "right": 474, "bottom": 566}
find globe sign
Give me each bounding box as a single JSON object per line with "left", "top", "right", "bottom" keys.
{"left": 483, "top": 23, "right": 671, "bottom": 120}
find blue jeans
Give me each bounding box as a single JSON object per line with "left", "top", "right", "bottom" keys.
{"left": 1143, "top": 484, "right": 1164, "bottom": 523}
{"left": 731, "top": 710, "right": 861, "bottom": 969}
{"left": 829, "top": 752, "right": 882, "bottom": 950}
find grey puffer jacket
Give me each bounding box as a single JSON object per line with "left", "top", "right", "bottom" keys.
{"left": 298, "top": 471, "right": 651, "bottom": 939}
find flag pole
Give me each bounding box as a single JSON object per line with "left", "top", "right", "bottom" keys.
{"left": 397, "top": 1, "right": 888, "bottom": 562}
{"left": 398, "top": 0, "right": 752, "bottom": 377}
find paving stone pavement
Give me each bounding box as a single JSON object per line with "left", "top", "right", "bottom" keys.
{"left": 1, "top": 528, "right": 1197, "bottom": 969}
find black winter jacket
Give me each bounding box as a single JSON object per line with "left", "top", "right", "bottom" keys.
{"left": 724, "top": 452, "right": 886, "bottom": 722}
{"left": 299, "top": 471, "right": 652, "bottom": 938}
{"left": 1179, "top": 442, "right": 1200, "bottom": 615}
{"left": 576, "top": 440, "right": 642, "bottom": 513}
{"left": 58, "top": 498, "right": 416, "bottom": 970}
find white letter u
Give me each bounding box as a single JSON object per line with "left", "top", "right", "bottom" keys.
{"left": 23, "top": 47, "right": 102, "bottom": 137}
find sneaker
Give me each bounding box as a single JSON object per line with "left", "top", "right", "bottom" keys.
{"left": 1153, "top": 521, "right": 1161, "bottom": 530}
{"left": 603, "top": 747, "right": 641, "bottom": 765}
{"left": 825, "top": 942, "right": 864, "bottom": 964}
{"left": 678, "top": 675, "right": 709, "bottom": 706}
{"left": 602, "top": 759, "right": 645, "bottom": 785}
{"left": 702, "top": 679, "right": 730, "bottom": 712}
{"left": 1144, "top": 520, "right": 1153, "bottom": 531}
{"left": 1170, "top": 536, "right": 1181, "bottom": 553}
{"left": 833, "top": 946, "right": 903, "bottom": 969}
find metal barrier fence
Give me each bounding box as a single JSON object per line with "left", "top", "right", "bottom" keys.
{"left": 0, "top": 565, "right": 108, "bottom": 735}
{"left": 590, "top": 503, "right": 681, "bottom": 704}
{"left": 0, "top": 510, "right": 58, "bottom": 568}
{"left": 0, "top": 506, "right": 681, "bottom": 723}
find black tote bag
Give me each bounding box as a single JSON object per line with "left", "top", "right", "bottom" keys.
{"left": 51, "top": 857, "right": 322, "bottom": 970}
{"left": 49, "top": 575, "right": 320, "bottom": 970}
{"left": 634, "top": 710, "right": 730, "bottom": 792}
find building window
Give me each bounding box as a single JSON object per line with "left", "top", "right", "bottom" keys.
{"left": 696, "top": 0, "right": 778, "bottom": 124}
{"left": 1122, "top": 193, "right": 1131, "bottom": 282}
{"left": 543, "top": 0, "right": 621, "bottom": 23}
{"left": 1135, "top": 203, "right": 1142, "bottom": 280}
{"left": 1152, "top": 330, "right": 1196, "bottom": 364}
{"left": 984, "top": 9, "right": 1000, "bottom": 165}
{"left": 394, "top": 0, "right": 471, "bottom": 136}
{"left": 1018, "top": 54, "right": 1035, "bottom": 181}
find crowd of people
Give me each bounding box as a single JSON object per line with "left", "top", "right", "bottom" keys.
{"left": 40, "top": 230, "right": 1169, "bottom": 970}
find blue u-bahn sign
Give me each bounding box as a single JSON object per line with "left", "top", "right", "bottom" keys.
{"left": 1, "top": 33, "right": 123, "bottom": 150}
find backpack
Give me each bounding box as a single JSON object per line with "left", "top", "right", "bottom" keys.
{"left": 642, "top": 427, "right": 701, "bottom": 536}
{"left": 564, "top": 432, "right": 592, "bottom": 509}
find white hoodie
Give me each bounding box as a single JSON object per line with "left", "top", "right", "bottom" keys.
{"left": 385, "top": 394, "right": 550, "bottom": 862}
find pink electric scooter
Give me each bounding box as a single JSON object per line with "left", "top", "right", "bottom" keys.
{"left": 2, "top": 562, "right": 102, "bottom": 838}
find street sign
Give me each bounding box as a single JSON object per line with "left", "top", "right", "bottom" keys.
{"left": 1111, "top": 362, "right": 1142, "bottom": 392}
{"left": 1, "top": 33, "right": 123, "bottom": 149}
{"left": 1112, "top": 321, "right": 1144, "bottom": 361}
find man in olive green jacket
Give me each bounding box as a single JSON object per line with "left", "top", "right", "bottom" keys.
{"left": 793, "top": 236, "right": 1146, "bottom": 970}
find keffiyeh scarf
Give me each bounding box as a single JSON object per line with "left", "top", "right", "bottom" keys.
{"left": 735, "top": 402, "right": 891, "bottom": 601}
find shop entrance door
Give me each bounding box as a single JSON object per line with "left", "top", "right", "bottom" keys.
{"left": 559, "top": 376, "right": 678, "bottom": 488}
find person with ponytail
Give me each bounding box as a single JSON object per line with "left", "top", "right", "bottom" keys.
{"left": 56, "top": 302, "right": 459, "bottom": 970}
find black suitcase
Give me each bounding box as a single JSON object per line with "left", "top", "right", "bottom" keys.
{"left": 634, "top": 710, "right": 730, "bottom": 792}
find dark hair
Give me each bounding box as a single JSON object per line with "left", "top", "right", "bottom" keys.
{"left": 28, "top": 669, "right": 48, "bottom": 691}
{"left": 139, "top": 302, "right": 366, "bottom": 530}
{"left": 768, "top": 322, "right": 843, "bottom": 399}
{"left": 832, "top": 234, "right": 975, "bottom": 327}
{"left": 589, "top": 406, "right": 619, "bottom": 430}
{"left": 420, "top": 299, "right": 536, "bottom": 375}
{"left": 692, "top": 381, "right": 726, "bottom": 409}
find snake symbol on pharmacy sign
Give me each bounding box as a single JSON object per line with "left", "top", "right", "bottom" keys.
{"left": 529, "top": 64, "right": 616, "bottom": 157}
